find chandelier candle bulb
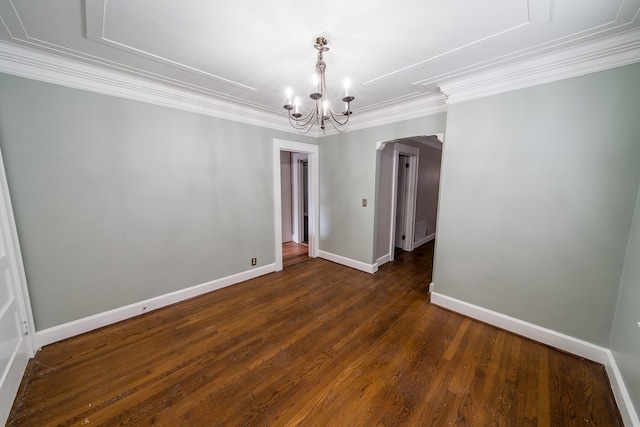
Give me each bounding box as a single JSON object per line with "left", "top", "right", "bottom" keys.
{"left": 294, "top": 97, "right": 300, "bottom": 114}
{"left": 286, "top": 87, "right": 292, "bottom": 106}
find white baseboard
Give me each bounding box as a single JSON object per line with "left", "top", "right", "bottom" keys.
{"left": 430, "top": 291, "right": 639, "bottom": 427}
{"left": 376, "top": 253, "right": 391, "bottom": 267}
{"left": 605, "top": 350, "right": 640, "bottom": 427}
{"left": 414, "top": 233, "right": 435, "bottom": 249}
{"left": 35, "top": 264, "right": 276, "bottom": 348}
{"left": 318, "top": 250, "right": 378, "bottom": 274}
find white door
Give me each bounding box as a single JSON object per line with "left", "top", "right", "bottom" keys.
{"left": 395, "top": 154, "right": 408, "bottom": 248}
{"left": 0, "top": 149, "right": 34, "bottom": 424}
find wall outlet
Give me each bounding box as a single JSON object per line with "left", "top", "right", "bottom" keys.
{"left": 251, "top": 258, "right": 257, "bottom": 266}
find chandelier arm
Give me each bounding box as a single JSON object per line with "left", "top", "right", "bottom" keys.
{"left": 325, "top": 115, "right": 349, "bottom": 133}
{"left": 288, "top": 116, "right": 315, "bottom": 134}
{"left": 289, "top": 107, "right": 315, "bottom": 125}
{"left": 327, "top": 107, "right": 351, "bottom": 126}
{"left": 288, "top": 107, "right": 319, "bottom": 134}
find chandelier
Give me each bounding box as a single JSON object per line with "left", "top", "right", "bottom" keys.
{"left": 284, "top": 37, "right": 355, "bottom": 134}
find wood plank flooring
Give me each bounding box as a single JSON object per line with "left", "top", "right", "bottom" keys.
{"left": 282, "top": 242, "right": 308, "bottom": 268}
{"left": 8, "top": 242, "right": 622, "bottom": 426}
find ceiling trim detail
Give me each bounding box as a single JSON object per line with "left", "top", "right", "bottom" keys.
{"left": 362, "top": 0, "right": 550, "bottom": 87}
{"left": 440, "top": 27, "right": 640, "bottom": 104}
{"left": 0, "top": 41, "right": 448, "bottom": 137}
{"left": 0, "top": 41, "right": 293, "bottom": 133}
{"left": 0, "top": 26, "right": 639, "bottom": 135}
{"left": 84, "top": 1, "right": 257, "bottom": 94}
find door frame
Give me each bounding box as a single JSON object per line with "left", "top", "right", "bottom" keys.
{"left": 389, "top": 143, "right": 419, "bottom": 261}
{"left": 0, "top": 147, "right": 36, "bottom": 424}
{"left": 291, "top": 153, "right": 308, "bottom": 244}
{"left": 272, "top": 139, "right": 319, "bottom": 271}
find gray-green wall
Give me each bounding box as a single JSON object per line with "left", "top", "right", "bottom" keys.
{"left": 434, "top": 63, "right": 640, "bottom": 346}
{"left": 0, "top": 73, "right": 314, "bottom": 329}
{"left": 319, "top": 115, "right": 447, "bottom": 264}
{"left": 611, "top": 183, "right": 640, "bottom": 416}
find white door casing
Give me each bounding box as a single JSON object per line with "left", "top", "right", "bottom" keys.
{"left": 0, "top": 147, "right": 35, "bottom": 424}
{"left": 291, "top": 153, "right": 308, "bottom": 245}
{"left": 272, "top": 139, "right": 319, "bottom": 271}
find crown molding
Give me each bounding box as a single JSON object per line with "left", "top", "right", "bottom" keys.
{"left": 1, "top": 25, "right": 639, "bottom": 135}
{"left": 0, "top": 41, "right": 295, "bottom": 133}
{"left": 320, "top": 94, "right": 448, "bottom": 137}
{"left": 440, "top": 27, "right": 640, "bottom": 104}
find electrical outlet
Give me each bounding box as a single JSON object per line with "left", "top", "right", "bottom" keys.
{"left": 251, "top": 258, "right": 257, "bottom": 266}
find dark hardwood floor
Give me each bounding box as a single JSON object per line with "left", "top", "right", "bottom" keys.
{"left": 8, "top": 242, "right": 622, "bottom": 426}
{"left": 282, "top": 241, "right": 308, "bottom": 268}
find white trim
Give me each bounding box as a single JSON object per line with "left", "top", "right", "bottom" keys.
{"left": 440, "top": 28, "right": 640, "bottom": 104}
{"left": 376, "top": 253, "right": 391, "bottom": 267}
{"left": 291, "top": 153, "right": 308, "bottom": 244}
{"left": 0, "top": 337, "right": 31, "bottom": 424}
{"left": 2, "top": 26, "right": 640, "bottom": 135}
{"left": 431, "top": 292, "right": 609, "bottom": 362}
{"left": 430, "top": 292, "right": 639, "bottom": 426}
{"left": 0, "top": 147, "right": 35, "bottom": 354}
{"left": 0, "top": 41, "right": 292, "bottom": 133}
{"left": 605, "top": 350, "right": 640, "bottom": 427}
{"left": 318, "top": 250, "right": 378, "bottom": 274}
{"left": 414, "top": 233, "right": 436, "bottom": 249}
{"left": 337, "top": 94, "right": 448, "bottom": 135}
{"left": 35, "top": 264, "right": 275, "bottom": 349}
{"left": 272, "top": 139, "right": 319, "bottom": 272}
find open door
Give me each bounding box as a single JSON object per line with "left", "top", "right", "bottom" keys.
{"left": 0, "top": 149, "right": 35, "bottom": 424}
{"left": 389, "top": 143, "right": 419, "bottom": 261}
{"left": 291, "top": 153, "right": 309, "bottom": 245}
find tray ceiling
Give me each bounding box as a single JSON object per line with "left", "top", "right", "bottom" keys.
{"left": 0, "top": 0, "right": 639, "bottom": 129}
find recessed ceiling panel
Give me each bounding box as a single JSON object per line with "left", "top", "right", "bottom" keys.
{"left": 0, "top": 0, "right": 638, "bottom": 116}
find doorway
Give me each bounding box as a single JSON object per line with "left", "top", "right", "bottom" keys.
{"left": 375, "top": 136, "right": 443, "bottom": 267}
{"left": 282, "top": 153, "right": 309, "bottom": 267}
{"left": 272, "top": 139, "right": 319, "bottom": 271}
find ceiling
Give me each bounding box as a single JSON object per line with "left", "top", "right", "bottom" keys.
{"left": 1, "top": 0, "right": 639, "bottom": 133}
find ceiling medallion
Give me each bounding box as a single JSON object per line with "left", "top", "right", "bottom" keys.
{"left": 284, "top": 37, "right": 354, "bottom": 134}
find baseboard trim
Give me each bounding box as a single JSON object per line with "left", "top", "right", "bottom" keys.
{"left": 414, "top": 233, "right": 435, "bottom": 249}
{"left": 430, "top": 291, "right": 639, "bottom": 426}
{"left": 605, "top": 350, "right": 640, "bottom": 427}
{"left": 35, "top": 264, "right": 276, "bottom": 348}
{"left": 376, "top": 253, "right": 391, "bottom": 267}
{"left": 318, "top": 250, "right": 378, "bottom": 274}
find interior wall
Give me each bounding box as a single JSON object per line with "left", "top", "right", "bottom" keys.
{"left": 610, "top": 182, "right": 640, "bottom": 417}
{"left": 0, "top": 73, "right": 315, "bottom": 330}
{"left": 320, "top": 114, "right": 447, "bottom": 265}
{"left": 433, "top": 62, "right": 640, "bottom": 346}
{"left": 280, "top": 151, "right": 292, "bottom": 243}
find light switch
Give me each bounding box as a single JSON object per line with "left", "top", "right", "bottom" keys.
{"left": 362, "top": 198, "right": 367, "bottom": 207}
